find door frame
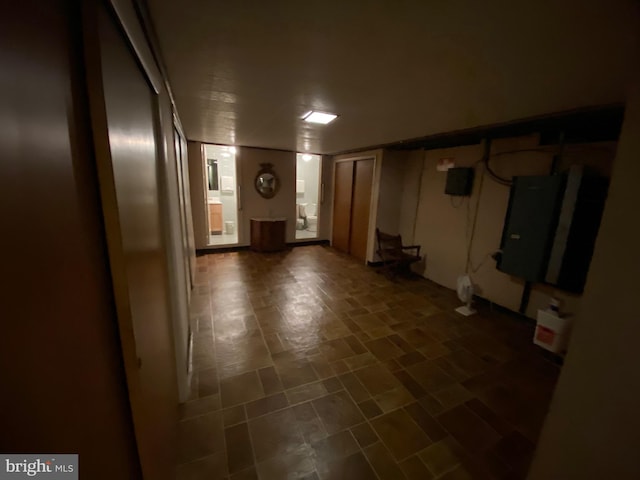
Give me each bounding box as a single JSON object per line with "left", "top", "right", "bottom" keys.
{"left": 293, "top": 153, "right": 323, "bottom": 242}
{"left": 330, "top": 154, "right": 381, "bottom": 263}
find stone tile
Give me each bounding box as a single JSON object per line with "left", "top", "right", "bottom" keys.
{"left": 364, "top": 337, "right": 404, "bottom": 361}
{"left": 312, "top": 391, "right": 365, "bottom": 434}
{"left": 223, "top": 404, "right": 246, "bottom": 427}
{"left": 393, "top": 369, "right": 427, "bottom": 399}
{"left": 418, "top": 437, "right": 466, "bottom": 476}
{"left": 255, "top": 445, "right": 316, "bottom": 480}
{"left": 248, "top": 408, "right": 305, "bottom": 462}
{"left": 317, "top": 452, "right": 377, "bottom": 480}
{"left": 490, "top": 430, "right": 535, "bottom": 475}
{"left": 387, "top": 334, "right": 414, "bottom": 353}
{"left": 350, "top": 422, "right": 379, "bottom": 448}
{"left": 293, "top": 402, "right": 328, "bottom": 443}
{"left": 220, "top": 370, "right": 265, "bottom": 408}
{"left": 371, "top": 409, "right": 432, "bottom": 460}
{"left": 404, "top": 402, "right": 447, "bottom": 442}
{"left": 322, "top": 376, "right": 342, "bottom": 393}
{"left": 407, "top": 360, "right": 457, "bottom": 392}
{"left": 178, "top": 410, "right": 225, "bottom": 464}
{"left": 338, "top": 372, "right": 370, "bottom": 403}
{"left": 437, "top": 405, "right": 501, "bottom": 454}
{"left": 357, "top": 399, "right": 383, "bottom": 419}
{"left": 344, "top": 335, "right": 367, "bottom": 354}
{"left": 354, "top": 364, "right": 401, "bottom": 396}
{"left": 374, "top": 385, "right": 415, "bottom": 413}
{"left": 230, "top": 466, "right": 258, "bottom": 480}
{"left": 179, "top": 394, "right": 221, "bottom": 420}
{"left": 258, "top": 366, "right": 284, "bottom": 395}
{"left": 320, "top": 337, "right": 358, "bottom": 361}
{"left": 311, "top": 430, "right": 360, "bottom": 465}
{"left": 286, "top": 381, "right": 329, "bottom": 405}
{"left": 277, "top": 359, "right": 319, "bottom": 389}
{"left": 431, "top": 383, "right": 474, "bottom": 409}
{"left": 397, "top": 350, "right": 427, "bottom": 367}
{"left": 225, "top": 422, "right": 254, "bottom": 474}
{"left": 176, "top": 450, "right": 227, "bottom": 480}
{"left": 246, "top": 392, "right": 289, "bottom": 418}
{"left": 399, "top": 455, "right": 434, "bottom": 480}
{"left": 197, "top": 367, "right": 219, "bottom": 397}
{"left": 344, "top": 352, "right": 378, "bottom": 370}
{"left": 363, "top": 442, "right": 407, "bottom": 480}
{"left": 464, "top": 398, "right": 513, "bottom": 436}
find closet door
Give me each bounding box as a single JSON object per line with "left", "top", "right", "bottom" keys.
{"left": 332, "top": 161, "right": 354, "bottom": 253}
{"left": 85, "top": 4, "right": 178, "bottom": 478}
{"left": 349, "top": 159, "right": 374, "bottom": 261}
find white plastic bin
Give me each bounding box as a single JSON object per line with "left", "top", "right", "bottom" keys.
{"left": 534, "top": 309, "right": 571, "bottom": 354}
{"left": 224, "top": 221, "right": 235, "bottom": 235}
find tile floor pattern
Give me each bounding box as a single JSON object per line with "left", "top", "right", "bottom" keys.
{"left": 177, "top": 246, "right": 560, "bottom": 480}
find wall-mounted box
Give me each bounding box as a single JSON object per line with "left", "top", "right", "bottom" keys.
{"left": 445, "top": 167, "right": 474, "bottom": 196}
{"left": 497, "top": 166, "right": 608, "bottom": 293}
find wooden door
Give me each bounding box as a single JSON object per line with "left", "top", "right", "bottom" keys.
{"left": 85, "top": 5, "right": 178, "bottom": 479}
{"left": 349, "top": 159, "right": 374, "bottom": 261}
{"left": 332, "top": 161, "right": 355, "bottom": 252}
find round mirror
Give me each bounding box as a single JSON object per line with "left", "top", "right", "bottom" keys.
{"left": 255, "top": 163, "right": 280, "bottom": 199}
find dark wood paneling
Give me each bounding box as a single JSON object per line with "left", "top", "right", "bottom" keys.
{"left": 251, "top": 219, "right": 286, "bottom": 252}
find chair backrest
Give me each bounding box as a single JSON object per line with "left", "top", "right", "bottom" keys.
{"left": 376, "top": 228, "right": 404, "bottom": 254}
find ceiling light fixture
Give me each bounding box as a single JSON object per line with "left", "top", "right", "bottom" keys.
{"left": 228, "top": 146, "right": 237, "bottom": 154}
{"left": 302, "top": 111, "right": 338, "bottom": 125}
{"left": 302, "top": 154, "right": 312, "bottom": 162}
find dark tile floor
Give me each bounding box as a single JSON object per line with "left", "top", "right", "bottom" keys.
{"left": 177, "top": 245, "right": 559, "bottom": 480}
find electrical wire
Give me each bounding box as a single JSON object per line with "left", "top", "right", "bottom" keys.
{"left": 464, "top": 141, "right": 488, "bottom": 274}
{"left": 484, "top": 156, "right": 513, "bottom": 186}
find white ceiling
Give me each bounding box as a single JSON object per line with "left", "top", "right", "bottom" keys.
{"left": 147, "top": 0, "right": 639, "bottom": 154}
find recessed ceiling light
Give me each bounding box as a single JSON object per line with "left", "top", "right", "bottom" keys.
{"left": 302, "top": 111, "right": 338, "bottom": 125}
{"left": 228, "top": 146, "right": 237, "bottom": 154}
{"left": 302, "top": 154, "right": 312, "bottom": 161}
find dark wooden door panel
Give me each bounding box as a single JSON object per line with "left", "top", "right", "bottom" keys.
{"left": 332, "top": 161, "right": 354, "bottom": 253}
{"left": 349, "top": 159, "right": 374, "bottom": 261}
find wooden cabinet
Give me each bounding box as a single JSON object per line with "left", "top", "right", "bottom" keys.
{"left": 250, "top": 218, "right": 286, "bottom": 252}
{"left": 208, "top": 203, "right": 222, "bottom": 234}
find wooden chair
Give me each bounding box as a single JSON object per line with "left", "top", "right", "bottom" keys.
{"left": 375, "top": 228, "right": 422, "bottom": 279}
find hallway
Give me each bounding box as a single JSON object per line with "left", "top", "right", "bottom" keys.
{"left": 178, "top": 246, "right": 559, "bottom": 480}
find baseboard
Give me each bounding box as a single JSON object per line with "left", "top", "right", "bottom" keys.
{"left": 196, "top": 240, "right": 329, "bottom": 256}
{"left": 287, "top": 239, "right": 330, "bottom": 247}
{"left": 196, "top": 245, "right": 250, "bottom": 256}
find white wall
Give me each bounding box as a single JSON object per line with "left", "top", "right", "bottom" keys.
{"left": 238, "top": 147, "right": 297, "bottom": 244}
{"left": 398, "top": 135, "right": 616, "bottom": 318}
{"left": 528, "top": 81, "right": 640, "bottom": 480}
{"left": 375, "top": 150, "right": 406, "bottom": 237}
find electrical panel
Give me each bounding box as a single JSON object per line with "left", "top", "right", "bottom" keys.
{"left": 497, "top": 166, "right": 607, "bottom": 293}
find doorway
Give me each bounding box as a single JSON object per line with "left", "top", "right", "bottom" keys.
{"left": 332, "top": 157, "right": 375, "bottom": 262}
{"left": 295, "top": 153, "right": 321, "bottom": 240}
{"left": 204, "top": 144, "right": 239, "bottom": 246}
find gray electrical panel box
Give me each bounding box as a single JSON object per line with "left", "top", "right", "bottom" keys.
{"left": 497, "top": 167, "right": 607, "bottom": 293}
